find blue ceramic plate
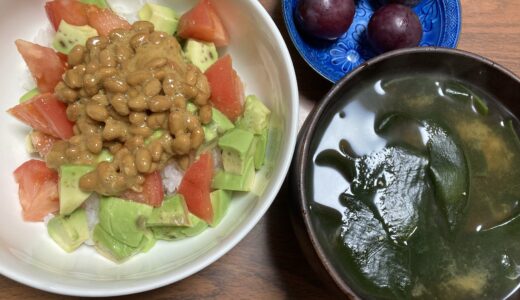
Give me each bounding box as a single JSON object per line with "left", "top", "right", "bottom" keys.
{"left": 283, "top": 0, "right": 462, "bottom": 82}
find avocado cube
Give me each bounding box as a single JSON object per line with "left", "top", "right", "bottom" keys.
{"left": 184, "top": 39, "right": 218, "bottom": 72}
{"left": 186, "top": 102, "right": 198, "bottom": 115}
{"left": 196, "top": 139, "right": 219, "bottom": 158}
{"left": 53, "top": 21, "right": 98, "bottom": 55}
{"left": 144, "top": 129, "right": 165, "bottom": 146}
{"left": 203, "top": 108, "right": 235, "bottom": 143}
{"left": 95, "top": 149, "right": 114, "bottom": 164}
{"left": 138, "top": 3, "right": 179, "bottom": 35}
{"left": 147, "top": 195, "right": 191, "bottom": 227}
{"left": 180, "top": 214, "right": 208, "bottom": 236}
{"left": 210, "top": 190, "right": 231, "bottom": 227}
{"left": 212, "top": 108, "right": 235, "bottom": 133}
{"left": 98, "top": 197, "right": 153, "bottom": 248}
{"left": 80, "top": 0, "right": 109, "bottom": 9}
{"left": 139, "top": 230, "right": 156, "bottom": 253}
{"left": 25, "top": 133, "right": 36, "bottom": 154}
{"left": 151, "top": 214, "right": 208, "bottom": 240}
{"left": 59, "top": 165, "right": 94, "bottom": 215}
{"left": 236, "top": 95, "right": 271, "bottom": 134}
{"left": 203, "top": 125, "right": 218, "bottom": 143}
{"left": 19, "top": 88, "right": 39, "bottom": 103}
{"left": 254, "top": 128, "right": 269, "bottom": 170}
{"left": 212, "top": 157, "right": 256, "bottom": 192}
{"left": 92, "top": 225, "right": 141, "bottom": 263}
{"left": 47, "top": 209, "right": 89, "bottom": 253}
{"left": 218, "top": 128, "right": 255, "bottom": 175}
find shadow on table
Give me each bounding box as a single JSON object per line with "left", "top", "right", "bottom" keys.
{"left": 258, "top": 3, "right": 341, "bottom": 299}
{"left": 263, "top": 180, "right": 343, "bottom": 299}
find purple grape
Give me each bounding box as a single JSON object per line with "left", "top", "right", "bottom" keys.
{"left": 295, "top": 0, "right": 355, "bottom": 40}
{"left": 367, "top": 4, "right": 423, "bottom": 53}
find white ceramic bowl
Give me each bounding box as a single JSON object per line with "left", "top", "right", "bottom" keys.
{"left": 0, "top": 0, "right": 298, "bottom": 296}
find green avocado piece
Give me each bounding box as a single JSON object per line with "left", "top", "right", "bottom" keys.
{"left": 144, "top": 129, "right": 165, "bottom": 146}
{"left": 138, "top": 3, "right": 179, "bottom": 35}
{"left": 184, "top": 39, "right": 218, "bottom": 72}
{"left": 203, "top": 108, "right": 235, "bottom": 143}
{"left": 139, "top": 230, "right": 156, "bottom": 253}
{"left": 96, "top": 149, "right": 114, "bottom": 164}
{"left": 236, "top": 95, "right": 271, "bottom": 135}
{"left": 47, "top": 209, "right": 89, "bottom": 253}
{"left": 59, "top": 165, "right": 94, "bottom": 215}
{"left": 203, "top": 125, "right": 218, "bottom": 144}
{"left": 187, "top": 102, "right": 198, "bottom": 115}
{"left": 53, "top": 21, "right": 98, "bottom": 55}
{"left": 19, "top": 88, "right": 39, "bottom": 103}
{"left": 147, "top": 195, "right": 191, "bottom": 227}
{"left": 219, "top": 128, "right": 255, "bottom": 175}
{"left": 92, "top": 225, "right": 141, "bottom": 263}
{"left": 179, "top": 214, "right": 208, "bottom": 236}
{"left": 212, "top": 156, "right": 256, "bottom": 192}
{"left": 209, "top": 190, "right": 231, "bottom": 227}
{"left": 98, "top": 197, "right": 153, "bottom": 248}
{"left": 151, "top": 213, "right": 208, "bottom": 240}
{"left": 80, "top": 0, "right": 109, "bottom": 8}
{"left": 25, "top": 133, "right": 36, "bottom": 154}
{"left": 254, "top": 128, "right": 269, "bottom": 170}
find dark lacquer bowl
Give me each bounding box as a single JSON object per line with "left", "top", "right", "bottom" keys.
{"left": 291, "top": 47, "right": 520, "bottom": 299}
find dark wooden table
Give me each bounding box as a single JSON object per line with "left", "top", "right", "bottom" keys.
{"left": 2, "top": 0, "right": 520, "bottom": 299}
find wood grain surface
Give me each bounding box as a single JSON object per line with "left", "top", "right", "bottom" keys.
{"left": 2, "top": 0, "right": 520, "bottom": 299}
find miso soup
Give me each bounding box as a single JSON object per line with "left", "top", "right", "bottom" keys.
{"left": 308, "top": 74, "right": 520, "bottom": 299}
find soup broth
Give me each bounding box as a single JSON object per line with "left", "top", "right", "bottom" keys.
{"left": 309, "top": 73, "right": 520, "bottom": 299}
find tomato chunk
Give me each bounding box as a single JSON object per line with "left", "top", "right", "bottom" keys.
{"left": 15, "top": 40, "right": 66, "bottom": 94}
{"left": 178, "top": 0, "right": 229, "bottom": 47}
{"left": 205, "top": 55, "right": 244, "bottom": 121}
{"left": 13, "top": 160, "right": 59, "bottom": 222}
{"left": 45, "top": 0, "right": 89, "bottom": 31}
{"left": 30, "top": 131, "right": 59, "bottom": 158}
{"left": 178, "top": 153, "right": 214, "bottom": 223}
{"left": 121, "top": 171, "right": 165, "bottom": 207}
{"left": 8, "top": 93, "right": 74, "bottom": 140}
{"left": 87, "top": 5, "right": 131, "bottom": 36}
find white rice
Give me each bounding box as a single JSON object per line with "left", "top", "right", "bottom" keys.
{"left": 82, "top": 193, "right": 100, "bottom": 246}
{"left": 161, "top": 162, "right": 184, "bottom": 195}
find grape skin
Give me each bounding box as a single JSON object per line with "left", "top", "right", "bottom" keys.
{"left": 367, "top": 4, "right": 423, "bottom": 53}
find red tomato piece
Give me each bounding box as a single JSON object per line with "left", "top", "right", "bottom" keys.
{"left": 30, "top": 131, "right": 59, "bottom": 158}
{"left": 205, "top": 55, "right": 245, "bottom": 121}
{"left": 87, "top": 5, "right": 131, "bottom": 36}
{"left": 57, "top": 52, "right": 69, "bottom": 68}
{"left": 45, "top": 0, "right": 89, "bottom": 31}
{"left": 178, "top": 0, "right": 229, "bottom": 47}
{"left": 8, "top": 93, "right": 74, "bottom": 140}
{"left": 13, "top": 160, "right": 59, "bottom": 222}
{"left": 15, "top": 40, "right": 66, "bottom": 94}
{"left": 121, "top": 171, "right": 165, "bottom": 207}
{"left": 178, "top": 153, "right": 214, "bottom": 223}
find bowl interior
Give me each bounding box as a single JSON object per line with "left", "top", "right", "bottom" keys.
{"left": 297, "top": 48, "right": 520, "bottom": 298}
{"left": 0, "top": 0, "right": 298, "bottom": 296}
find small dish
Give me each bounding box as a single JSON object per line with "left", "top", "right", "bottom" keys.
{"left": 282, "top": 0, "right": 462, "bottom": 82}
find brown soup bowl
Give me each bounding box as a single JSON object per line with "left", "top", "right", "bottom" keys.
{"left": 291, "top": 47, "right": 520, "bottom": 299}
